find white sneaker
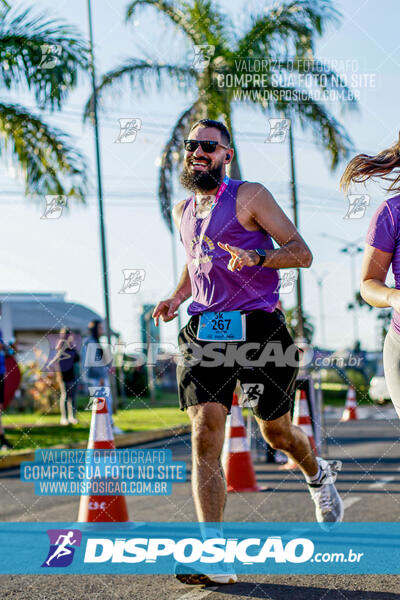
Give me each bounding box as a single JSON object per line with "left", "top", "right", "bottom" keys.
{"left": 68, "top": 417, "right": 78, "bottom": 425}
{"left": 308, "top": 457, "right": 344, "bottom": 528}
{"left": 175, "top": 565, "right": 237, "bottom": 586}
{"left": 60, "top": 417, "right": 69, "bottom": 426}
{"left": 112, "top": 425, "right": 124, "bottom": 435}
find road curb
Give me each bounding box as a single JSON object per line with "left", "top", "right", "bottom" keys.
{"left": 0, "top": 424, "right": 191, "bottom": 470}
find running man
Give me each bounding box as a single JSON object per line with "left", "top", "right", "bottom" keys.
{"left": 153, "top": 119, "right": 343, "bottom": 585}
{"left": 45, "top": 531, "right": 77, "bottom": 566}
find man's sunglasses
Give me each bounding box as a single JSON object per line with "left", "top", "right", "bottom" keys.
{"left": 184, "top": 139, "right": 229, "bottom": 153}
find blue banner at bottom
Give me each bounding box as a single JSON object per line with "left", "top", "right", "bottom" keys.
{"left": 0, "top": 522, "right": 399, "bottom": 574}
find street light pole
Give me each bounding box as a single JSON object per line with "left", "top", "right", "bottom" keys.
{"left": 87, "top": 0, "right": 111, "bottom": 343}
{"left": 170, "top": 226, "right": 182, "bottom": 332}
{"left": 87, "top": 0, "right": 116, "bottom": 401}
{"left": 288, "top": 123, "right": 305, "bottom": 339}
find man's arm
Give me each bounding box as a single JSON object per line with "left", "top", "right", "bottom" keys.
{"left": 249, "top": 183, "right": 312, "bottom": 268}
{"left": 172, "top": 264, "right": 192, "bottom": 300}
{"left": 219, "top": 183, "right": 313, "bottom": 270}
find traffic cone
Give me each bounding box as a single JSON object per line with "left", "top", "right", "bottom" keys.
{"left": 77, "top": 395, "right": 129, "bottom": 522}
{"left": 222, "top": 393, "right": 264, "bottom": 492}
{"left": 279, "top": 389, "right": 317, "bottom": 470}
{"left": 341, "top": 386, "right": 358, "bottom": 422}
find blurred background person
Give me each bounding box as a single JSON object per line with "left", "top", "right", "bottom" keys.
{"left": 0, "top": 331, "right": 20, "bottom": 450}
{"left": 54, "top": 327, "right": 80, "bottom": 425}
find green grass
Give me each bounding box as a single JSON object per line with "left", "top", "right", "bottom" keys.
{"left": 320, "top": 384, "right": 372, "bottom": 406}
{"left": 3, "top": 424, "right": 91, "bottom": 451}
{"left": 2, "top": 413, "right": 62, "bottom": 426}
{"left": 1, "top": 387, "right": 374, "bottom": 453}
{"left": 1, "top": 392, "right": 189, "bottom": 452}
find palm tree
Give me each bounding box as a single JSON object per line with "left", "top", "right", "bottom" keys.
{"left": 0, "top": 5, "right": 89, "bottom": 199}
{"left": 86, "top": 0, "right": 355, "bottom": 231}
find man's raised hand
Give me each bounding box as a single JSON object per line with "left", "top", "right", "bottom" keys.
{"left": 218, "top": 242, "right": 258, "bottom": 271}
{"left": 152, "top": 297, "right": 181, "bottom": 326}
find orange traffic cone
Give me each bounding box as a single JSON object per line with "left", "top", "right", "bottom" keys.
{"left": 222, "top": 393, "right": 264, "bottom": 492}
{"left": 341, "top": 386, "right": 358, "bottom": 422}
{"left": 77, "top": 394, "right": 129, "bottom": 522}
{"left": 279, "top": 389, "right": 317, "bottom": 470}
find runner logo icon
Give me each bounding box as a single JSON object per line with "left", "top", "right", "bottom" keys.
{"left": 86, "top": 386, "right": 110, "bottom": 411}
{"left": 41, "top": 529, "right": 82, "bottom": 568}
{"left": 240, "top": 383, "right": 264, "bottom": 408}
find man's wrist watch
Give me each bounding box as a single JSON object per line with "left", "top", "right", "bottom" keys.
{"left": 255, "top": 248, "right": 266, "bottom": 266}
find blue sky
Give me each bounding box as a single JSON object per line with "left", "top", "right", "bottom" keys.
{"left": 1, "top": 0, "right": 399, "bottom": 350}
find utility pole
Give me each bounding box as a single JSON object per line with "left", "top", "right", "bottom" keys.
{"left": 288, "top": 123, "right": 305, "bottom": 339}
{"left": 171, "top": 227, "right": 182, "bottom": 331}
{"left": 87, "top": 0, "right": 117, "bottom": 404}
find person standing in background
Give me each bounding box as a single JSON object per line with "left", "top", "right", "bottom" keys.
{"left": 0, "top": 331, "right": 18, "bottom": 450}
{"left": 54, "top": 328, "right": 80, "bottom": 426}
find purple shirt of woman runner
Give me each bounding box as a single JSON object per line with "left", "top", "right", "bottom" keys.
{"left": 366, "top": 194, "right": 400, "bottom": 335}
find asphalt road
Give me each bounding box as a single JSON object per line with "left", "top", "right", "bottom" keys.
{"left": 1, "top": 406, "right": 400, "bottom": 599}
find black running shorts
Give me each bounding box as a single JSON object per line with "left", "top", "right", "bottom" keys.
{"left": 177, "top": 309, "right": 299, "bottom": 421}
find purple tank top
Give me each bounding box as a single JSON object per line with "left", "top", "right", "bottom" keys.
{"left": 366, "top": 194, "right": 400, "bottom": 336}
{"left": 180, "top": 178, "right": 280, "bottom": 315}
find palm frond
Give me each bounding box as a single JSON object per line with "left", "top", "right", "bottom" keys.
{"left": 0, "top": 6, "right": 89, "bottom": 109}
{"left": 292, "top": 96, "right": 352, "bottom": 168}
{"left": 278, "top": 59, "right": 356, "bottom": 109}
{"left": 182, "top": 0, "right": 232, "bottom": 49}
{"left": 236, "top": 0, "right": 340, "bottom": 59}
{"left": 217, "top": 57, "right": 357, "bottom": 115}
{"left": 127, "top": 0, "right": 233, "bottom": 49}
{"left": 158, "top": 101, "right": 203, "bottom": 231}
{"left": 238, "top": 84, "right": 352, "bottom": 168}
{"left": 89, "top": 0, "right": 354, "bottom": 229}
{"left": 126, "top": 0, "right": 203, "bottom": 46}
{"left": 84, "top": 60, "right": 196, "bottom": 121}
{"left": 0, "top": 102, "right": 87, "bottom": 198}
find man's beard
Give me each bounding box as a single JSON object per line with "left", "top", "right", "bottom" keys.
{"left": 180, "top": 160, "right": 224, "bottom": 192}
